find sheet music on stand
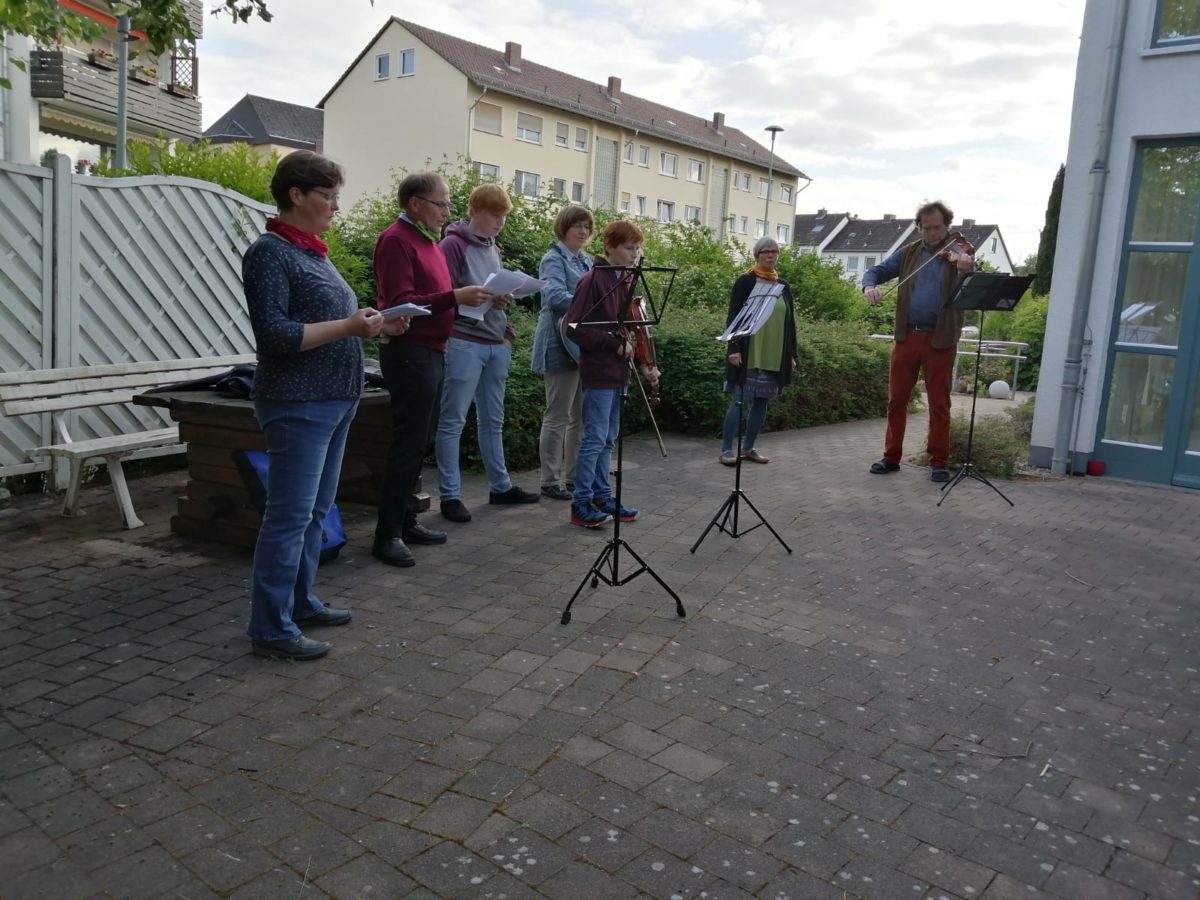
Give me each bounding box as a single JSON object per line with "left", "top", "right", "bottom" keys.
{"left": 717, "top": 283, "right": 785, "bottom": 343}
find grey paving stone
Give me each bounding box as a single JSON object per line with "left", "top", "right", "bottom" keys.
{"left": 316, "top": 851, "right": 417, "bottom": 899}
{"left": 410, "top": 791, "right": 496, "bottom": 841}
{"left": 902, "top": 843, "right": 998, "bottom": 898}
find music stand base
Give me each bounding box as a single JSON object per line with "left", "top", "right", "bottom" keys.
{"left": 937, "top": 463, "right": 1014, "bottom": 507}
{"left": 691, "top": 489, "right": 792, "bottom": 553}
{"left": 560, "top": 536, "right": 685, "bottom": 625}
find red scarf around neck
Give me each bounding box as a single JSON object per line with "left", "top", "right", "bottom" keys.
{"left": 266, "top": 217, "right": 328, "bottom": 257}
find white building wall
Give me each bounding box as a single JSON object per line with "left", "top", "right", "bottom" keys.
{"left": 1031, "top": 0, "right": 1200, "bottom": 463}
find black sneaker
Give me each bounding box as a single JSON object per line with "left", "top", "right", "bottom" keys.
{"left": 541, "top": 484, "right": 572, "bottom": 500}
{"left": 440, "top": 499, "right": 471, "bottom": 522}
{"left": 869, "top": 459, "right": 901, "bottom": 474}
{"left": 252, "top": 634, "right": 331, "bottom": 661}
{"left": 489, "top": 485, "right": 540, "bottom": 505}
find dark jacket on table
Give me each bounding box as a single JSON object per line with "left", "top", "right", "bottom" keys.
{"left": 723, "top": 272, "right": 797, "bottom": 387}
{"left": 565, "top": 256, "right": 634, "bottom": 390}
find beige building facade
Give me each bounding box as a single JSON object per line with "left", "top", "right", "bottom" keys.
{"left": 320, "top": 19, "right": 806, "bottom": 243}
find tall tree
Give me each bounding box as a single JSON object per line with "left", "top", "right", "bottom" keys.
{"left": 1033, "top": 164, "right": 1065, "bottom": 296}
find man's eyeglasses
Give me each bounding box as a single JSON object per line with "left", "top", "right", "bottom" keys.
{"left": 311, "top": 188, "right": 340, "bottom": 205}
{"left": 418, "top": 196, "right": 452, "bottom": 211}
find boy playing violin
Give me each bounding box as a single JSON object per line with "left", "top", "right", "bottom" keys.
{"left": 862, "top": 200, "right": 976, "bottom": 483}
{"left": 563, "top": 220, "right": 659, "bottom": 528}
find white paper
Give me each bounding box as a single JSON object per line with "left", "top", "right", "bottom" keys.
{"left": 483, "top": 269, "right": 547, "bottom": 300}
{"left": 717, "top": 283, "right": 784, "bottom": 342}
{"left": 380, "top": 303, "right": 431, "bottom": 319}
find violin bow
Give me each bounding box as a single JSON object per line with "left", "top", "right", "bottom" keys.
{"left": 873, "top": 232, "right": 975, "bottom": 300}
{"left": 630, "top": 359, "right": 668, "bottom": 458}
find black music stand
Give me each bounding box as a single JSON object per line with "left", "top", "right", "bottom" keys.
{"left": 691, "top": 293, "right": 792, "bottom": 554}
{"left": 938, "top": 272, "right": 1033, "bottom": 508}
{"left": 560, "top": 262, "right": 685, "bottom": 626}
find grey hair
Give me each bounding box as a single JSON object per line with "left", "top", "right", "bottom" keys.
{"left": 752, "top": 236, "right": 780, "bottom": 257}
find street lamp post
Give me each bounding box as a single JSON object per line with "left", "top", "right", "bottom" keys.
{"left": 763, "top": 125, "right": 782, "bottom": 238}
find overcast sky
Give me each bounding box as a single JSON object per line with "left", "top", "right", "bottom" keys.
{"left": 199, "top": 0, "right": 1086, "bottom": 263}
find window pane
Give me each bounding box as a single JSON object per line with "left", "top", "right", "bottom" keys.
{"left": 1104, "top": 352, "right": 1175, "bottom": 447}
{"left": 555, "top": 123, "right": 569, "bottom": 146}
{"left": 1157, "top": 1, "right": 1200, "bottom": 42}
{"left": 517, "top": 113, "right": 543, "bottom": 143}
{"left": 400, "top": 49, "right": 415, "bottom": 75}
{"left": 1130, "top": 144, "right": 1200, "bottom": 241}
{"left": 375, "top": 54, "right": 389, "bottom": 79}
{"left": 1117, "top": 251, "right": 1189, "bottom": 345}
{"left": 474, "top": 102, "right": 501, "bottom": 135}
{"left": 571, "top": 182, "right": 584, "bottom": 202}
{"left": 575, "top": 127, "right": 588, "bottom": 151}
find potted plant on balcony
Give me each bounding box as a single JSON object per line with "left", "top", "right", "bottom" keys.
{"left": 88, "top": 48, "right": 118, "bottom": 70}
{"left": 130, "top": 63, "right": 158, "bottom": 84}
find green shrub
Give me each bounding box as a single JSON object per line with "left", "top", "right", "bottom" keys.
{"left": 91, "top": 136, "right": 277, "bottom": 204}
{"left": 917, "top": 397, "right": 1036, "bottom": 478}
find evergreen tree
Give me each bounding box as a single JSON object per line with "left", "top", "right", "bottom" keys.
{"left": 1033, "top": 164, "right": 1064, "bottom": 296}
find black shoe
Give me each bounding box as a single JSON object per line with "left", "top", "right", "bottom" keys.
{"left": 295, "top": 607, "right": 352, "bottom": 627}
{"left": 541, "top": 484, "right": 572, "bottom": 501}
{"left": 402, "top": 521, "right": 447, "bottom": 545}
{"left": 440, "top": 499, "right": 472, "bottom": 522}
{"left": 372, "top": 536, "right": 415, "bottom": 567}
{"left": 931, "top": 467, "right": 951, "bottom": 483}
{"left": 252, "top": 634, "right": 331, "bottom": 661}
{"left": 869, "top": 458, "right": 901, "bottom": 474}
{"left": 489, "top": 485, "right": 540, "bottom": 505}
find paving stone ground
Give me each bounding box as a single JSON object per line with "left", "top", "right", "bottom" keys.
{"left": 1, "top": 405, "right": 1197, "bottom": 900}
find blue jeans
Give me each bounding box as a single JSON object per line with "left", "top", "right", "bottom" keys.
{"left": 722, "top": 396, "right": 770, "bottom": 453}
{"left": 436, "top": 338, "right": 513, "bottom": 498}
{"left": 248, "top": 397, "right": 357, "bottom": 642}
{"left": 573, "top": 387, "right": 621, "bottom": 505}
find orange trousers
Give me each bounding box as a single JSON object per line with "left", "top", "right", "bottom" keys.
{"left": 883, "top": 331, "right": 956, "bottom": 468}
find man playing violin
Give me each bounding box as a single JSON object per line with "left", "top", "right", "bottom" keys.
{"left": 862, "top": 200, "right": 976, "bottom": 482}
{"left": 564, "top": 220, "right": 659, "bottom": 528}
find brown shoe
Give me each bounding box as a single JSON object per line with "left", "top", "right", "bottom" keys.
{"left": 740, "top": 448, "right": 769, "bottom": 464}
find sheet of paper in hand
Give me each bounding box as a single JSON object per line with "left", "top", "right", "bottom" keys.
{"left": 380, "top": 303, "right": 431, "bottom": 319}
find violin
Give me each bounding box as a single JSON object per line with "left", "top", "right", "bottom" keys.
{"left": 624, "top": 295, "right": 660, "bottom": 405}
{"left": 937, "top": 231, "right": 976, "bottom": 264}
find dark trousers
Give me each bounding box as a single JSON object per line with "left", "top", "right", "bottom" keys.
{"left": 376, "top": 341, "right": 443, "bottom": 540}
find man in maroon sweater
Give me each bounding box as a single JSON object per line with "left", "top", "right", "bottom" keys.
{"left": 372, "top": 172, "right": 491, "bottom": 567}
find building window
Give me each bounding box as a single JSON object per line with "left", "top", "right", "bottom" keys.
{"left": 687, "top": 159, "right": 704, "bottom": 183}
{"left": 1153, "top": 2, "right": 1200, "bottom": 46}
{"left": 514, "top": 170, "right": 540, "bottom": 198}
{"left": 555, "top": 122, "right": 569, "bottom": 148}
{"left": 991, "top": 237, "right": 997, "bottom": 252}
{"left": 846, "top": 255, "right": 859, "bottom": 271}
{"left": 738, "top": 216, "right": 749, "bottom": 234}
{"left": 517, "top": 113, "right": 543, "bottom": 144}
{"left": 551, "top": 178, "right": 566, "bottom": 197}
{"left": 575, "top": 127, "right": 589, "bottom": 152}
{"left": 638, "top": 145, "right": 650, "bottom": 167}
{"left": 660, "top": 152, "right": 678, "bottom": 177}
{"left": 374, "top": 53, "right": 390, "bottom": 80}
{"left": 758, "top": 178, "right": 770, "bottom": 199}
{"left": 776, "top": 224, "right": 790, "bottom": 243}
{"left": 571, "top": 182, "right": 585, "bottom": 202}
{"left": 619, "top": 191, "right": 630, "bottom": 212}
{"left": 740, "top": 172, "right": 751, "bottom": 191}
{"left": 731, "top": 170, "right": 740, "bottom": 190}
{"left": 684, "top": 205, "right": 702, "bottom": 222}
{"left": 623, "top": 141, "right": 634, "bottom": 164}
{"left": 657, "top": 200, "right": 675, "bottom": 222}
{"left": 474, "top": 162, "right": 500, "bottom": 180}
{"left": 755, "top": 219, "right": 766, "bottom": 237}
{"left": 779, "top": 183, "right": 793, "bottom": 204}
{"left": 400, "top": 48, "right": 415, "bottom": 76}
{"left": 473, "top": 102, "right": 502, "bottom": 136}
{"left": 636, "top": 195, "right": 647, "bottom": 216}
{"left": 864, "top": 255, "right": 876, "bottom": 269}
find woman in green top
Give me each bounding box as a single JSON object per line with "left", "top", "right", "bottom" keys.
{"left": 719, "top": 237, "right": 798, "bottom": 465}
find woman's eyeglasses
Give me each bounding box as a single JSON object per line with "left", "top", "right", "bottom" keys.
{"left": 311, "top": 188, "right": 340, "bottom": 205}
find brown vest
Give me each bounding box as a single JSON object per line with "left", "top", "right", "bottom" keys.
{"left": 894, "top": 240, "right": 964, "bottom": 350}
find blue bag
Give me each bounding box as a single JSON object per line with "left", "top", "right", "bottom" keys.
{"left": 232, "top": 449, "right": 347, "bottom": 564}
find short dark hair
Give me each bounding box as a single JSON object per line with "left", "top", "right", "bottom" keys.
{"left": 398, "top": 172, "right": 444, "bottom": 210}
{"left": 915, "top": 200, "right": 953, "bottom": 227}
{"left": 553, "top": 205, "right": 594, "bottom": 240}
{"left": 601, "top": 219, "right": 643, "bottom": 250}
{"left": 269, "top": 150, "right": 344, "bottom": 210}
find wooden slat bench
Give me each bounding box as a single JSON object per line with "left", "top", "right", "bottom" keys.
{"left": 0, "top": 355, "right": 256, "bottom": 529}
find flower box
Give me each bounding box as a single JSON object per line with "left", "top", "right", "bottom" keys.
{"left": 88, "top": 49, "right": 117, "bottom": 70}
{"left": 130, "top": 64, "right": 158, "bottom": 84}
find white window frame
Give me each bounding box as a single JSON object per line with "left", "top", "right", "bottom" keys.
{"left": 846, "top": 255, "right": 860, "bottom": 271}
{"left": 660, "top": 152, "right": 679, "bottom": 177}
{"left": 571, "top": 182, "right": 585, "bottom": 203}
{"left": 473, "top": 101, "right": 502, "bottom": 136}
{"left": 657, "top": 200, "right": 675, "bottom": 222}
{"left": 731, "top": 170, "right": 740, "bottom": 190}
{"left": 399, "top": 48, "right": 415, "bottom": 77}
{"left": 758, "top": 178, "right": 770, "bottom": 199}
{"left": 555, "top": 122, "right": 569, "bottom": 148}
{"left": 776, "top": 224, "right": 790, "bottom": 243}
{"left": 516, "top": 113, "right": 543, "bottom": 144}
{"left": 551, "top": 177, "right": 566, "bottom": 197}
{"left": 374, "top": 53, "right": 390, "bottom": 80}
{"left": 755, "top": 219, "right": 766, "bottom": 238}
{"left": 636, "top": 195, "right": 648, "bottom": 216}
{"left": 684, "top": 205, "right": 702, "bottom": 222}
{"left": 575, "top": 126, "right": 589, "bottom": 152}
{"left": 638, "top": 145, "right": 650, "bottom": 167}
{"left": 474, "top": 162, "right": 500, "bottom": 180}
{"left": 741, "top": 172, "right": 751, "bottom": 191}
{"left": 687, "top": 159, "right": 704, "bottom": 183}
{"left": 619, "top": 191, "right": 631, "bottom": 212}
{"left": 864, "top": 255, "right": 877, "bottom": 269}
{"left": 623, "top": 141, "right": 634, "bottom": 164}
{"left": 514, "top": 170, "right": 540, "bottom": 198}
{"left": 779, "top": 183, "right": 793, "bottom": 204}
{"left": 739, "top": 216, "right": 749, "bottom": 234}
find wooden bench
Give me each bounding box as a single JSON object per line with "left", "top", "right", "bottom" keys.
{"left": 0, "top": 355, "right": 255, "bottom": 529}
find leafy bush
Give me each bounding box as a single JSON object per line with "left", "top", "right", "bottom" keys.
{"left": 917, "top": 397, "right": 1036, "bottom": 479}
{"left": 91, "top": 136, "right": 277, "bottom": 204}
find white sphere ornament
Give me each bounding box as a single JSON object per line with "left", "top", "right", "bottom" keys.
{"left": 988, "top": 380, "right": 1012, "bottom": 400}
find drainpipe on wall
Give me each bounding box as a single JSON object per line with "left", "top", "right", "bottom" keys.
{"left": 1051, "top": 0, "right": 1131, "bottom": 475}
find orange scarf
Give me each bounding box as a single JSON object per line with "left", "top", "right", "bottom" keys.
{"left": 748, "top": 264, "right": 777, "bottom": 281}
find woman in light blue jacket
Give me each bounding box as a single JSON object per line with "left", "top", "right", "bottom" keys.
{"left": 532, "top": 205, "right": 594, "bottom": 500}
